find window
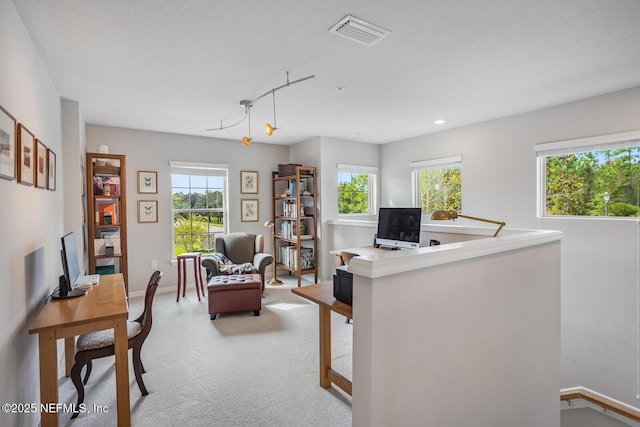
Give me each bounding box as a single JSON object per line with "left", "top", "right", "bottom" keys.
{"left": 337, "top": 164, "right": 377, "bottom": 215}
{"left": 170, "top": 161, "right": 229, "bottom": 257}
{"left": 535, "top": 131, "right": 640, "bottom": 217}
{"left": 411, "top": 156, "right": 462, "bottom": 213}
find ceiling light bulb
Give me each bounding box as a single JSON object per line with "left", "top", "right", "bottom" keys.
{"left": 265, "top": 123, "right": 274, "bottom": 136}
{"left": 434, "top": 119, "right": 446, "bottom": 125}
{"left": 242, "top": 136, "right": 252, "bottom": 147}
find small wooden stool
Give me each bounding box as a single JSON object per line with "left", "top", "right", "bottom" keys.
{"left": 177, "top": 252, "right": 204, "bottom": 302}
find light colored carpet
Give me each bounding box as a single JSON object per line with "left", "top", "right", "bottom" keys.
{"left": 57, "top": 277, "right": 353, "bottom": 426}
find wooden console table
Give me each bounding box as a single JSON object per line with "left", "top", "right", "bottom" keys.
{"left": 29, "top": 274, "right": 130, "bottom": 426}
{"left": 292, "top": 282, "right": 352, "bottom": 396}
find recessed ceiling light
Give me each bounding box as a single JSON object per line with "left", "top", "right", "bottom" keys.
{"left": 434, "top": 119, "right": 446, "bottom": 125}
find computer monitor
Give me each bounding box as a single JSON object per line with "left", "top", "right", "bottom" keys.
{"left": 374, "top": 207, "right": 422, "bottom": 249}
{"left": 53, "top": 232, "right": 87, "bottom": 299}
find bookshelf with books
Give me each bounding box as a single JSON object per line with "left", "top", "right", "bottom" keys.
{"left": 86, "top": 153, "right": 128, "bottom": 292}
{"left": 272, "top": 165, "right": 317, "bottom": 287}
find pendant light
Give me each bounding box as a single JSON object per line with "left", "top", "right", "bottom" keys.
{"left": 241, "top": 100, "right": 252, "bottom": 147}
{"left": 264, "top": 89, "right": 277, "bottom": 136}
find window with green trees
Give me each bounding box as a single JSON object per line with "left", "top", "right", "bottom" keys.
{"left": 542, "top": 145, "right": 640, "bottom": 217}
{"left": 337, "top": 166, "right": 377, "bottom": 215}
{"left": 411, "top": 156, "right": 462, "bottom": 214}
{"left": 170, "top": 163, "right": 228, "bottom": 256}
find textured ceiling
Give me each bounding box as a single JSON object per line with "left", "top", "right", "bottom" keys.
{"left": 12, "top": 0, "right": 640, "bottom": 145}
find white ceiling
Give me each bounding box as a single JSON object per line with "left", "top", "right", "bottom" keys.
{"left": 12, "top": 0, "right": 640, "bottom": 145}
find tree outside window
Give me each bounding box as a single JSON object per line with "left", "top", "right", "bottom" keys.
{"left": 411, "top": 156, "right": 462, "bottom": 214}
{"left": 544, "top": 146, "right": 640, "bottom": 217}
{"left": 171, "top": 173, "right": 226, "bottom": 256}
{"left": 338, "top": 170, "right": 377, "bottom": 215}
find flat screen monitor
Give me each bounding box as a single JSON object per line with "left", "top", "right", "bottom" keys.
{"left": 53, "top": 232, "right": 86, "bottom": 299}
{"left": 375, "top": 207, "right": 422, "bottom": 249}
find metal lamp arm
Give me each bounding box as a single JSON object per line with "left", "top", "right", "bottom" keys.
{"left": 457, "top": 214, "right": 506, "bottom": 237}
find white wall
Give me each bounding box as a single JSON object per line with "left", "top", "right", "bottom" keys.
{"left": 562, "top": 408, "right": 631, "bottom": 427}
{"left": 379, "top": 86, "right": 640, "bottom": 408}
{"left": 291, "top": 137, "right": 380, "bottom": 280}
{"left": 0, "top": 1, "right": 64, "bottom": 426}
{"left": 86, "top": 125, "right": 289, "bottom": 294}
{"left": 61, "top": 99, "right": 88, "bottom": 271}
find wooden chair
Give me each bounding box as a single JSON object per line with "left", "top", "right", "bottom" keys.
{"left": 71, "top": 270, "right": 163, "bottom": 418}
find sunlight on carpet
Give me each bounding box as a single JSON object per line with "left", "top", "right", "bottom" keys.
{"left": 267, "top": 302, "right": 309, "bottom": 311}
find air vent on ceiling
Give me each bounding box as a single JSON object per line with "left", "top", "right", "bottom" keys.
{"left": 329, "top": 15, "right": 390, "bottom": 47}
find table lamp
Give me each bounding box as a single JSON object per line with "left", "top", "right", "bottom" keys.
{"left": 431, "top": 210, "right": 506, "bottom": 237}
{"left": 264, "top": 221, "right": 283, "bottom": 285}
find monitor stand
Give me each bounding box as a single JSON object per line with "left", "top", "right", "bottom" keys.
{"left": 51, "top": 289, "right": 87, "bottom": 300}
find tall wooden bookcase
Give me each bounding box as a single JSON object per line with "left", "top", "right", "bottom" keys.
{"left": 86, "top": 153, "right": 129, "bottom": 293}
{"left": 272, "top": 165, "right": 318, "bottom": 286}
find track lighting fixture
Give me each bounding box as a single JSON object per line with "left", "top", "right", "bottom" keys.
{"left": 206, "top": 71, "right": 315, "bottom": 145}
{"left": 264, "top": 89, "right": 277, "bottom": 136}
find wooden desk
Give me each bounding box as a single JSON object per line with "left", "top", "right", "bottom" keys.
{"left": 292, "top": 283, "right": 352, "bottom": 396}
{"left": 329, "top": 246, "right": 390, "bottom": 265}
{"left": 29, "top": 274, "right": 130, "bottom": 426}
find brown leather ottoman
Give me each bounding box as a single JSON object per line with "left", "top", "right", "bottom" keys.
{"left": 207, "top": 274, "right": 262, "bottom": 320}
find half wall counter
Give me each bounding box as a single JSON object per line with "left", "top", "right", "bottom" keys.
{"left": 342, "top": 226, "right": 562, "bottom": 427}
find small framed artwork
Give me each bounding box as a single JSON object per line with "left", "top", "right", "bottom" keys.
{"left": 240, "top": 170, "right": 258, "bottom": 194}
{"left": 138, "top": 200, "right": 158, "bottom": 223}
{"left": 47, "top": 149, "right": 56, "bottom": 190}
{"left": 138, "top": 170, "right": 158, "bottom": 194}
{"left": 17, "top": 123, "right": 34, "bottom": 186}
{"left": 241, "top": 199, "right": 259, "bottom": 222}
{"left": 35, "top": 139, "right": 47, "bottom": 189}
{"left": 0, "top": 105, "right": 16, "bottom": 180}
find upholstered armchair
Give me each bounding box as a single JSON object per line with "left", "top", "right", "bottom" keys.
{"left": 201, "top": 232, "right": 273, "bottom": 291}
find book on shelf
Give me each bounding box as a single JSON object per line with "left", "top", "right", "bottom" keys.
{"left": 279, "top": 220, "right": 311, "bottom": 239}
{"left": 282, "top": 201, "right": 306, "bottom": 218}
{"left": 277, "top": 245, "right": 314, "bottom": 269}
{"left": 300, "top": 247, "right": 314, "bottom": 269}
{"left": 292, "top": 234, "right": 313, "bottom": 240}
{"left": 96, "top": 201, "right": 117, "bottom": 225}
{"left": 282, "top": 201, "right": 298, "bottom": 218}
{"left": 94, "top": 237, "right": 122, "bottom": 256}
{"left": 93, "top": 175, "right": 120, "bottom": 196}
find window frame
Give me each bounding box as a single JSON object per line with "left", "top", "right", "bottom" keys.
{"left": 169, "top": 161, "right": 229, "bottom": 257}
{"left": 534, "top": 130, "right": 640, "bottom": 219}
{"left": 410, "top": 155, "right": 462, "bottom": 215}
{"left": 336, "top": 163, "right": 378, "bottom": 216}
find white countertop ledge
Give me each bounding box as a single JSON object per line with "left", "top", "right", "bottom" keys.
{"left": 347, "top": 229, "right": 563, "bottom": 279}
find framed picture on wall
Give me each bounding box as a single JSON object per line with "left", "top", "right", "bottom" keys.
{"left": 35, "top": 139, "right": 47, "bottom": 189}
{"left": 138, "top": 200, "right": 158, "bottom": 223}
{"left": 240, "top": 170, "right": 258, "bottom": 194}
{"left": 0, "top": 105, "right": 16, "bottom": 181}
{"left": 241, "top": 199, "right": 258, "bottom": 222}
{"left": 17, "top": 123, "right": 34, "bottom": 186}
{"left": 47, "top": 149, "right": 56, "bottom": 190}
{"left": 138, "top": 170, "right": 158, "bottom": 193}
